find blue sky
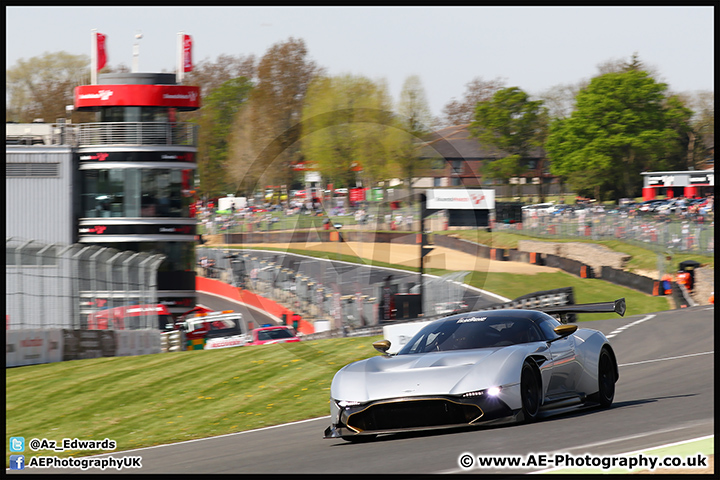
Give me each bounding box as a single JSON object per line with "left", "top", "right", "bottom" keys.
{"left": 6, "top": 6, "right": 714, "bottom": 118}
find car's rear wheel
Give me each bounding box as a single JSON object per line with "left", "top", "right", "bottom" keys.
{"left": 520, "top": 361, "right": 541, "bottom": 422}
{"left": 595, "top": 348, "right": 616, "bottom": 408}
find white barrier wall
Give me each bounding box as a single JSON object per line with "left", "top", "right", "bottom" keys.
{"left": 6, "top": 329, "right": 162, "bottom": 368}
{"left": 5, "top": 329, "right": 63, "bottom": 367}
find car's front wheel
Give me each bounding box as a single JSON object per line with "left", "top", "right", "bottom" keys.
{"left": 520, "top": 361, "right": 541, "bottom": 422}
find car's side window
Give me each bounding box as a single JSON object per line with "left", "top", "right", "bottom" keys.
{"left": 536, "top": 317, "right": 560, "bottom": 341}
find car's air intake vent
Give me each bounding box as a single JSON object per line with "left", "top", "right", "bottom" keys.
{"left": 348, "top": 399, "right": 483, "bottom": 432}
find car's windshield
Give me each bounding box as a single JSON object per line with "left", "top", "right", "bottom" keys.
{"left": 397, "top": 315, "right": 543, "bottom": 355}
{"left": 257, "top": 328, "right": 294, "bottom": 341}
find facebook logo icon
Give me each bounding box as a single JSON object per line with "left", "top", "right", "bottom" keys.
{"left": 10, "top": 455, "right": 25, "bottom": 470}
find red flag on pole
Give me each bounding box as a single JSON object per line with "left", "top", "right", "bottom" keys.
{"left": 97, "top": 33, "right": 107, "bottom": 71}
{"left": 183, "top": 35, "right": 193, "bottom": 72}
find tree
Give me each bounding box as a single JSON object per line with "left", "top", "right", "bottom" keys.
{"left": 441, "top": 76, "right": 506, "bottom": 126}
{"left": 395, "top": 75, "right": 436, "bottom": 196}
{"left": 470, "top": 87, "right": 549, "bottom": 200}
{"left": 546, "top": 69, "right": 690, "bottom": 201}
{"left": 194, "top": 77, "right": 253, "bottom": 198}
{"left": 181, "top": 53, "right": 256, "bottom": 99}
{"left": 674, "top": 90, "right": 714, "bottom": 170}
{"left": 535, "top": 82, "right": 583, "bottom": 120}
{"left": 6, "top": 51, "right": 89, "bottom": 122}
{"left": 481, "top": 155, "right": 527, "bottom": 198}
{"left": 228, "top": 37, "right": 322, "bottom": 193}
{"left": 300, "top": 74, "right": 399, "bottom": 190}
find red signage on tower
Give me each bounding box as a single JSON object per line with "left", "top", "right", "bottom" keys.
{"left": 96, "top": 33, "right": 107, "bottom": 71}
{"left": 183, "top": 35, "right": 193, "bottom": 72}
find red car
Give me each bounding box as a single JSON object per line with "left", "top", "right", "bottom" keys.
{"left": 246, "top": 325, "right": 301, "bottom": 346}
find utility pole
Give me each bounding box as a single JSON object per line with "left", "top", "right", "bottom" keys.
{"left": 418, "top": 192, "right": 433, "bottom": 316}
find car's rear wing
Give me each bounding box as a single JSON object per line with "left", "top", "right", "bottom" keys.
{"left": 537, "top": 298, "right": 626, "bottom": 322}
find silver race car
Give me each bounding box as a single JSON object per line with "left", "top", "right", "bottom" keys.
{"left": 324, "top": 299, "right": 625, "bottom": 441}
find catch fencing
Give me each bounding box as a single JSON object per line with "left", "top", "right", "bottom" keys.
{"left": 513, "top": 209, "right": 714, "bottom": 256}
{"left": 196, "top": 247, "right": 472, "bottom": 332}
{"left": 6, "top": 237, "right": 165, "bottom": 330}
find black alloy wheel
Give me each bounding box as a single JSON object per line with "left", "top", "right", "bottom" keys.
{"left": 520, "top": 361, "right": 541, "bottom": 422}
{"left": 596, "top": 348, "right": 616, "bottom": 407}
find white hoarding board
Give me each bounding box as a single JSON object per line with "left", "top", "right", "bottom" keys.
{"left": 382, "top": 320, "right": 432, "bottom": 354}
{"left": 426, "top": 189, "right": 495, "bottom": 210}
{"left": 305, "top": 171, "right": 321, "bottom": 183}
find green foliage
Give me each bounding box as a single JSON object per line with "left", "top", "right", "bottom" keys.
{"left": 195, "top": 77, "right": 253, "bottom": 198}
{"left": 546, "top": 70, "right": 692, "bottom": 201}
{"left": 471, "top": 87, "right": 548, "bottom": 158}
{"left": 480, "top": 154, "right": 525, "bottom": 181}
{"left": 470, "top": 87, "right": 548, "bottom": 199}
{"left": 301, "top": 74, "right": 404, "bottom": 188}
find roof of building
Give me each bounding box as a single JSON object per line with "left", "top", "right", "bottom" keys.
{"left": 421, "top": 124, "right": 545, "bottom": 160}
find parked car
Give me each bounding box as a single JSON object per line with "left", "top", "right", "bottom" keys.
{"left": 246, "top": 325, "right": 301, "bottom": 346}
{"left": 637, "top": 199, "right": 665, "bottom": 213}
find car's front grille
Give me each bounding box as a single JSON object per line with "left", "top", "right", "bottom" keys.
{"left": 347, "top": 399, "right": 483, "bottom": 432}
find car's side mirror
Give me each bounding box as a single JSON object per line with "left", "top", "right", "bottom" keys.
{"left": 373, "top": 339, "right": 391, "bottom": 354}
{"left": 553, "top": 324, "right": 578, "bottom": 338}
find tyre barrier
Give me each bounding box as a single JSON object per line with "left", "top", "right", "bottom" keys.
{"left": 528, "top": 252, "right": 544, "bottom": 265}
{"left": 601, "top": 267, "right": 655, "bottom": 296}
{"left": 544, "top": 254, "right": 593, "bottom": 279}
{"left": 489, "top": 248, "right": 507, "bottom": 261}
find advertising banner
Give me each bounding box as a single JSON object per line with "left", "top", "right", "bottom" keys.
{"left": 183, "top": 34, "right": 193, "bottom": 72}
{"left": 96, "top": 33, "right": 107, "bottom": 71}
{"left": 75, "top": 84, "right": 200, "bottom": 110}
{"left": 426, "top": 189, "right": 495, "bottom": 210}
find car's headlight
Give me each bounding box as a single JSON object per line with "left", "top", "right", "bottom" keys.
{"left": 336, "top": 400, "right": 362, "bottom": 408}
{"left": 462, "top": 386, "right": 502, "bottom": 398}
{"left": 487, "top": 386, "right": 502, "bottom": 396}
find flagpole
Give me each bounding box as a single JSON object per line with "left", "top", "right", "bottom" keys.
{"left": 91, "top": 29, "right": 97, "bottom": 85}
{"left": 177, "top": 31, "right": 184, "bottom": 84}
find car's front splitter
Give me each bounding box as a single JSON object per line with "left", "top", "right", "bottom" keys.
{"left": 324, "top": 394, "right": 515, "bottom": 439}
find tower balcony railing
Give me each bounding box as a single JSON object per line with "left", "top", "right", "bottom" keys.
{"left": 76, "top": 122, "right": 198, "bottom": 148}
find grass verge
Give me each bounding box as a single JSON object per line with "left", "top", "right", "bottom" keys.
{"left": 6, "top": 336, "right": 382, "bottom": 465}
